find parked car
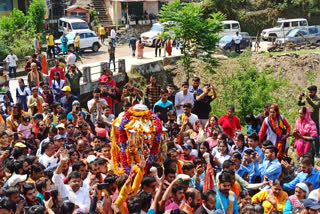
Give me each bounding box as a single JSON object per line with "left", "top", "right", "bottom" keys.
{"left": 276, "top": 26, "right": 320, "bottom": 46}
{"left": 58, "top": 17, "right": 90, "bottom": 34}
{"left": 261, "top": 18, "right": 308, "bottom": 41}
{"left": 220, "top": 20, "right": 241, "bottom": 36}
{"left": 140, "top": 22, "right": 175, "bottom": 46}
{"left": 217, "top": 32, "right": 251, "bottom": 51}
{"left": 54, "top": 30, "right": 101, "bottom": 53}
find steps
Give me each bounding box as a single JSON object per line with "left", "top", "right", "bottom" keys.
{"left": 91, "top": 0, "right": 114, "bottom": 26}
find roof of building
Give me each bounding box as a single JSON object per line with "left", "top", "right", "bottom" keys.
{"left": 72, "top": 0, "right": 92, "bottom": 8}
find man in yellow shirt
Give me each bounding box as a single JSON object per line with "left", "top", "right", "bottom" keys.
{"left": 74, "top": 32, "right": 81, "bottom": 56}
{"left": 46, "top": 32, "right": 55, "bottom": 59}
{"left": 98, "top": 24, "right": 106, "bottom": 44}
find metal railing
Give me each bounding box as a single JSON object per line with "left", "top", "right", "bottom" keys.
{"left": 82, "top": 59, "right": 126, "bottom": 83}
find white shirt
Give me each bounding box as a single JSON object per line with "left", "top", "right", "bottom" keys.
{"left": 111, "top": 29, "right": 116, "bottom": 39}
{"left": 233, "top": 34, "right": 242, "bottom": 44}
{"left": 174, "top": 91, "right": 194, "bottom": 115}
{"left": 39, "top": 153, "right": 58, "bottom": 168}
{"left": 66, "top": 53, "right": 76, "bottom": 66}
{"left": 53, "top": 173, "right": 91, "bottom": 212}
{"left": 5, "top": 54, "right": 18, "bottom": 67}
{"left": 87, "top": 98, "right": 108, "bottom": 123}
{"left": 177, "top": 113, "right": 199, "bottom": 126}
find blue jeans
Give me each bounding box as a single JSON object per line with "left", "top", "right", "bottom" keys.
{"left": 8, "top": 66, "right": 16, "bottom": 78}
{"left": 108, "top": 55, "right": 116, "bottom": 72}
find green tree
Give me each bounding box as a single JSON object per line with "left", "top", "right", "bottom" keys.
{"left": 27, "top": 0, "right": 46, "bottom": 33}
{"left": 0, "top": 9, "right": 26, "bottom": 39}
{"left": 159, "top": 0, "right": 223, "bottom": 80}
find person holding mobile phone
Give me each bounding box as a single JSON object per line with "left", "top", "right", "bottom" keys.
{"left": 87, "top": 88, "right": 108, "bottom": 124}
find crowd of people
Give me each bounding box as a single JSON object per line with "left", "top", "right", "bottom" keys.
{"left": 0, "top": 49, "right": 320, "bottom": 214}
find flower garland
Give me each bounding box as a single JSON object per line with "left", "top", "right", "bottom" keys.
{"left": 118, "top": 109, "right": 162, "bottom": 174}
{"left": 111, "top": 118, "right": 125, "bottom": 175}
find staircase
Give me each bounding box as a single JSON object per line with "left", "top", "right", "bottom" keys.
{"left": 91, "top": 0, "right": 114, "bottom": 26}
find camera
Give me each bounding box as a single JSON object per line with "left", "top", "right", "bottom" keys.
{"left": 97, "top": 183, "right": 109, "bottom": 190}
{"left": 76, "top": 106, "right": 81, "bottom": 111}
{"left": 302, "top": 92, "right": 305, "bottom": 96}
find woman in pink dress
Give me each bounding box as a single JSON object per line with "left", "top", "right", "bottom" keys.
{"left": 136, "top": 38, "right": 144, "bottom": 59}
{"left": 293, "top": 107, "right": 318, "bottom": 156}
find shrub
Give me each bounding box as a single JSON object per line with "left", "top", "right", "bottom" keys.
{"left": 211, "top": 55, "right": 287, "bottom": 124}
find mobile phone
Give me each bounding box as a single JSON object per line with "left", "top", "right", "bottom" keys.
{"left": 14, "top": 132, "right": 19, "bottom": 141}
{"left": 76, "top": 106, "right": 81, "bottom": 111}
{"left": 97, "top": 183, "right": 109, "bottom": 190}
{"left": 265, "top": 177, "right": 269, "bottom": 181}
{"left": 44, "top": 191, "right": 51, "bottom": 201}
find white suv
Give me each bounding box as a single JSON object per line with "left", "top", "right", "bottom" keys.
{"left": 261, "top": 18, "right": 308, "bottom": 40}
{"left": 54, "top": 30, "right": 101, "bottom": 52}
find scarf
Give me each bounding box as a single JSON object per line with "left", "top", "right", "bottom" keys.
{"left": 177, "top": 161, "right": 183, "bottom": 174}
{"left": 33, "top": 96, "right": 43, "bottom": 113}
{"left": 268, "top": 113, "right": 286, "bottom": 157}
{"left": 203, "top": 163, "right": 214, "bottom": 192}
{"left": 17, "top": 85, "right": 28, "bottom": 96}
{"left": 30, "top": 70, "right": 40, "bottom": 87}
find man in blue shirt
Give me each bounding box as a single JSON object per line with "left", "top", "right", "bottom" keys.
{"left": 231, "top": 152, "right": 249, "bottom": 177}
{"left": 247, "top": 133, "right": 264, "bottom": 161}
{"left": 243, "top": 149, "right": 260, "bottom": 183}
{"left": 153, "top": 89, "right": 174, "bottom": 123}
{"left": 258, "top": 145, "right": 282, "bottom": 182}
{"left": 188, "top": 77, "right": 203, "bottom": 98}
{"left": 216, "top": 171, "right": 239, "bottom": 214}
{"left": 283, "top": 156, "right": 320, "bottom": 191}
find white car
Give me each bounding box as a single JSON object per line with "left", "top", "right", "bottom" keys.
{"left": 261, "top": 18, "right": 308, "bottom": 41}
{"left": 54, "top": 31, "right": 101, "bottom": 52}
{"left": 220, "top": 20, "right": 241, "bottom": 36}
{"left": 58, "top": 17, "right": 90, "bottom": 34}
{"left": 141, "top": 23, "right": 163, "bottom": 46}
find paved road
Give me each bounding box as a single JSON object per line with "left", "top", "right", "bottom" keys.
{"left": 8, "top": 44, "right": 182, "bottom": 101}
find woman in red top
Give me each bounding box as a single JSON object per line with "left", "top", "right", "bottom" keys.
{"left": 218, "top": 106, "right": 241, "bottom": 139}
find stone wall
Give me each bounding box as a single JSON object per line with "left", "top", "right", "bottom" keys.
{"left": 130, "top": 55, "right": 181, "bottom": 90}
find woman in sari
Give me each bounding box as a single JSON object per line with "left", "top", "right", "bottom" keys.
{"left": 61, "top": 33, "right": 69, "bottom": 55}
{"left": 37, "top": 50, "right": 48, "bottom": 75}
{"left": 259, "top": 104, "right": 291, "bottom": 158}
{"left": 293, "top": 107, "right": 318, "bottom": 156}
{"left": 252, "top": 179, "right": 288, "bottom": 214}
{"left": 6, "top": 104, "right": 27, "bottom": 132}
{"left": 165, "top": 37, "right": 173, "bottom": 56}
{"left": 136, "top": 38, "right": 144, "bottom": 59}
{"left": 283, "top": 183, "right": 309, "bottom": 214}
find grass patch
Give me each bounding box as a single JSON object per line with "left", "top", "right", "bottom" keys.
{"left": 260, "top": 48, "right": 320, "bottom": 56}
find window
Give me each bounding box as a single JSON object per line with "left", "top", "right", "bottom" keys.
{"left": 79, "top": 33, "right": 85, "bottom": 39}
{"left": 300, "top": 30, "right": 307, "bottom": 35}
{"left": 70, "top": 12, "right": 77, "bottom": 16}
{"left": 224, "top": 24, "right": 230, "bottom": 30}
{"left": 292, "top": 21, "right": 299, "bottom": 27}
{"left": 300, "top": 21, "right": 308, "bottom": 26}
{"left": 309, "top": 27, "right": 318, "bottom": 35}
{"left": 232, "top": 23, "right": 239, "bottom": 30}
{"left": 85, "top": 33, "right": 95, "bottom": 38}
{"left": 283, "top": 22, "right": 290, "bottom": 28}
{"left": 78, "top": 12, "right": 86, "bottom": 16}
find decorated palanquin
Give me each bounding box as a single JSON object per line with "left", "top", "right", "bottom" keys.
{"left": 111, "top": 104, "right": 163, "bottom": 174}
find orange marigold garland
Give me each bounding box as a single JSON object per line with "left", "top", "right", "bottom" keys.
{"left": 119, "top": 109, "right": 162, "bottom": 174}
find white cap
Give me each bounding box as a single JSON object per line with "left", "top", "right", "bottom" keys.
{"left": 87, "top": 155, "right": 97, "bottom": 164}
{"left": 8, "top": 174, "right": 27, "bottom": 187}
{"left": 132, "top": 104, "right": 148, "bottom": 111}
